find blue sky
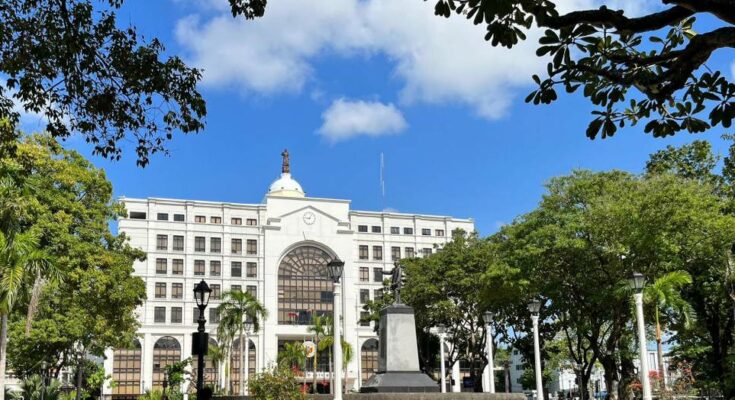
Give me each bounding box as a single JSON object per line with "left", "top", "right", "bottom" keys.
{"left": 19, "top": 0, "right": 735, "bottom": 235}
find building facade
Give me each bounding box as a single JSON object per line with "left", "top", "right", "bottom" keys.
{"left": 102, "top": 153, "right": 474, "bottom": 398}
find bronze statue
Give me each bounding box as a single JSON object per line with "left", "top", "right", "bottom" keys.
{"left": 281, "top": 149, "right": 290, "bottom": 174}
{"left": 381, "top": 263, "right": 404, "bottom": 304}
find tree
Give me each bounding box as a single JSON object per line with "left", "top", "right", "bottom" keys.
{"left": 216, "top": 290, "right": 268, "bottom": 396}
{"left": 643, "top": 270, "right": 693, "bottom": 391}
{"left": 307, "top": 315, "right": 330, "bottom": 393}
{"left": 278, "top": 342, "right": 307, "bottom": 372}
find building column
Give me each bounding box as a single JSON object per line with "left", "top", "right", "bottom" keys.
{"left": 142, "top": 333, "right": 154, "bottom": 393}
{"left": 102, "top": 348, "right": 114, "bottom": 396}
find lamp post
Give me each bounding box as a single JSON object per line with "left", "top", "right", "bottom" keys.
{"left": 483, "top": 311, "right": 495, "bottom": 393}
{"left": 243, "top": 320, "right": 253, "bottom": 396}
{"left": 327, "top": 259, "right": 345, "bottom": 400}
{"left": 437, "top": 324, "right": 447, "bottom": 393}
{"left": 630, "top": 272, "right": 652, "bottom": 400}
{"left": 41, "top": 361, "right": 47, "bottom": 400}
{"left": 193, "top": 280, "right": 212, "bottom": 400}
{"left": 528, "top": 299, "right": 544, "bottom": 400}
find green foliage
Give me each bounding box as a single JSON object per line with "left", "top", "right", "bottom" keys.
{"left": 247, "top": 365, "right": 305, "bottom": 400}
{"left": 278, "top": 342, "right": 306, "bottom": 370}
{"left": 9, "top": 375, "right": 61, "bottom": 400}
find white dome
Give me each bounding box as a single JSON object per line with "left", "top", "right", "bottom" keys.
{"left": 268, "top": 173, "right": 305, "bottom": 197}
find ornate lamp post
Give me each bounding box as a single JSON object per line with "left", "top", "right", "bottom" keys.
{"left": 630, "top": 272, "right": 652, "bottom": 400}
{"left": 327, "top": 259, "right": 345, "bottom": 400}
{"left": 528, "top": 299, "right": 543, "bottom": 400}
{"left": 242, "top": 319, "right": 253, "bottom": 395}
{"left": 193, "top": 280, "right": 212, "bottom": 400}
{"left": 483, "top": 311, "right": 495, "bottom": 393}
{"left": 436, "top": 324, "right": 447, "bottom": 393}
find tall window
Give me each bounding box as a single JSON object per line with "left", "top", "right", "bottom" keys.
{"left": 231, "top": 239, "right": 242, "bottom": 254}
{"left": 231, "top": 217, "right": 242, "bottom": 225}
{"left": 154, "top": 307, "right": 166, "bottom": 323}
{"left": 405, "top": 247, "right": 415, "bottom": 258}
{"left": 210, "top": 237, "right": 221, "bottom": 253}
{"left": 373, "top": 268, "right": 383, "bottom": 283}
{"left": 209, "top": 308, "right": 220, "bottom": 323}
{"left": 155, "top": 283, "right": 166, "bottom": 298}
{"left": 153, "top": 337, "right": 181, "bottom": 389}
{"left": 361, "top": 339, "right": 379, "bottom": 384}
{"left": 194, "top": 237, "right": 205, "bottom": 252}
{"left": 156, "top": 235, "right": 168, "bottom": 251}
{"left": 373, "top": 246, "right": 383, "bottom": 261}
{"left": 359, "top": 245, "right": 368, "bottom": 260}
{"left": 246, "top": 239, "right": 258, "bottom": 255}
{"left": 359, "top": 267, "right": 369, "bottom": 282}
{"left": 195, "top": 215, "right": 206, "bottom": 223}
{"left": 231, "top": 262, "right": 242, "bottom": 278}
{"left": 360, "top": 289, "right": 369, "bottom": 304}
{"left": 230, "top": 339, "right": 256, "bottom": 395}
{"left": 172, "top": 235, "right": 184, "bottom": 251}
{"left": 171, "top": 307, "right": 183, "bottom": 323}
{"left": 360, "top": 311, "right": 370, "bottom": 327}
{"left": 172, "top": 283, "right": 183, "bottom": 299}
{"left": 194, "top": 260, "right": 205, "bottom": 276}
{"left": 211, "top": 284, "right": 221, "bottom": 300}
{"left": 391, "top": 247, "right": 401, "bottom": 261}
{"left": 155, "top": 258, "right": 167, "bottom": 274}
{"left": 172, "top": 259, "right": 184, "bottom": 275}
{"left": 112, "top": 340, "right": 141, "bottom": 398}
{"left": 278, "top": 246, "right": 334, "bottom": 325}
{"left": 210, "top": 261, "right": 221, "bottom": 276}
{"left": 247, "top": 285, "right": 257, "bottom": 298}
{"left": 246, "top": 262, "right": 257, "bottom": 278}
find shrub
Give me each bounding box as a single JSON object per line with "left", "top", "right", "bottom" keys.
{"left": 247, "top": 365, "right": 305, "bottom": 400}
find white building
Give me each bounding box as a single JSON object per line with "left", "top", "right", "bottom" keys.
{"left": 102, "top": 152, "right": 474, "bottom": 398}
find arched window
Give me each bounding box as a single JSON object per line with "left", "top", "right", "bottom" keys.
{"left": 278, "top": 245, "right": 334, "bottom": 325}
{"left": 112, "top": 339, "right": 142, "bottom": 399}
{"left": 192, "top": 338, "right": 220, "bottom": 388}
{"left": 361, "top": 339, "right": 379, "bottom": 384}
{"left": 230, "top": 338, "right": 256, "bottom": 395}
{"left": 153, "top": 336, "right": 181, "bottom": 389}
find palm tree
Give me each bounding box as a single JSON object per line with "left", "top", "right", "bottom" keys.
{"left": 341, "top": 340, "right": 353, "bottom": 392}
{"left": 307, "top": 314, "right": 330, "bottom": 393}
{"left": 643, "top": 270, "right": 693, "bottom": 390}
{"left": 207, "top": 343, "right": 226, "bottom": 391}
{"left": 278, "top": 342, "right": 307, "bottom": 372}
{"left": 9, "top": 375, "right": 61, "bottom": 400}
{"left": 216, "top": 290, "right": 268, "bottom": 396}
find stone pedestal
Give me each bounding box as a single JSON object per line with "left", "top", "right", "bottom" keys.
{"left": 360, "top": 304, "right": 439, "bottom": 393}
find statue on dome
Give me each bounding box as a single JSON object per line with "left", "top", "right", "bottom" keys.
{"left": 281, "top": 149, "right": 290, "bottom": 173}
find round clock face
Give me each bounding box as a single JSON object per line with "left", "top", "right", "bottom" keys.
{"left": 303, "top": 211, "right": 316, "bottom": 225}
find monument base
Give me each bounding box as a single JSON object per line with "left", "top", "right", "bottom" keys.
{"left": 360, "top": 371, "right": 439, "bottom": 393}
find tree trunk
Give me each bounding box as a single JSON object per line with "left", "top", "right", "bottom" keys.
{"left": 0, "top": 314, "right": 8, "bottom": 400}
{"left": 655, "top": 309, "right": 666, "bottom": 391}
{"left": 25, "top": 273, "right": 44, "bottom": 336}
{"left": 599, "top": 355, "right": 619, "bottom": 400}
{"left": 75, "top": 352, "right": 83, "bottom": 400}
{"left": 239, "top": 332, "right": 245, "bottom": 396}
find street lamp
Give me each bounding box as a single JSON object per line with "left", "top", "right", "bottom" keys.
{"left": 483, "top": 311, "right": 495, "bottom": 393}
{"left": 242, "top": 319, "right": 253, "bottom": 395}
{"left": 41, "top": 361, "right": 47, "bottom": 400}
{"left": 528, "top": 299, "right": 543, "bottom": 400}
{"left": 436, "top": 324, "right": 447, "bottom": 393}
{"left": 629, "top": 272, "right": 652, "bottom": 400}
{"left": 193, "top": 280, "right": 212, "bottom": 400}
{"left": 327, "top": 259, "right": 345, "bottom": 400}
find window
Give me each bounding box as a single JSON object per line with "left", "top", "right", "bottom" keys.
{"left": 112, "top": 340, "right": 141, "bottom": 396}
{"left": 211, "top": 284, "right": 221, "bottom": 300}
{"left": 154, "top": 307, "right": 166, "bottom": 323}
{"left": 155, "top": 283, "right": 166, "bottom": 298}
{"left": 422, "top": 228, "right": 431, "bottom": 236}
{"left": 403, "top": 227, "right": 414, "bottom": 235}
{"left": 360, "top": 289, "right": 370, "bottom": 304}
{"left": 155, "top": 258, "right": 167, "bottom": 274}
{"left": 129, "top": 211, "right": 146, "bottom": 220}
{"left": 210, "top": 261, "right": 221, "bottom": 276}
{"left": 211, "top": 216, "right": 222, "bottom": 224}
{"left": 391, "top": 247, "right": 401, "bottom": 261}
{"left": 246, "top": 218, "right": 258, "bottom": 226}
{"left": 209, "top": 308, "right": 220, "bottom": 324}
{"left": 246, "top": 262, "right": 257, "bottom": 278}
{"left": 246, "top": 239, "right": 257, "bottom": 255}
{"left": 374, "top": 289, "right": 383, "bottom": 300}
{"left": 422, "top": 248, "right": 433, "bottom": 256}
{"left": 210, "top": 237, "right": 221, "bottom": 253}
{"left": 172, "top": 235, "right": 184, "bottom": 251}
{"left": 231, "top": 239, "right": 242, "bottom": 254}
{"left": 231, "top": 262, "right": 242, "bottom": 277}
{"left": 358, "top": 225, "right": 368, "bottom": 233}
{"left": 173, "top": 214, "right": 185, "bottom": 222}
{"left": 231, "top": 285, "right": 242, "bottom": 293}
{"left": 193, "top": 308, "right": 201, "bottom": 323}
{"left": 172, "top": 259, "right": 184, "bottom": 275}
{"left": 194, "top": 260, "right": 205, "bottom": 276}
{"left": 360, "top": 312, "right": 370, "bottom": 327}
{"left": 172, "top": 283, "right": 183, "bottom": 299}
{"left": 373, "top": 246, "right": 383, "bottom": 261}
{"left": 373, "top": 268, "right": 383, "bottom": 282}
{"left": 194, "top": 237, "right": 205, "bottom": 252}
{"left": 231, "top": 217, "right": 242, "bottom": 225}
{"left": 157, "top": 213, "right": 169, "bottom": 221}
{"left": 156, "top": 235, "right": 168, "bottom": 251}
{"left": 390, "top": 227, "right": 400, "bottom": 234}
{"left": 436, "top": 229, "right": 445, "bottom": 237}
{"left": 371, "top": 226, "right": 382, "bottom": 233}
{"left": 246, "top": 285, "right": 257, "bottom": 298}
{"left": 405, "top": 247, "right": 415, "bottom": 258}
{"left": 277, "top": 246, "right": 335, "bottom": 325}
{"left": 171, "top": 307, "right": 182, "bottom": 323}
{"left": 195, "top": 215, "right": 206, "bottom": 223}
{"left": 359, "top": 245, "right": 369, "bottom": 260}
{"left": 359, "top": 267, "right": 369, "bottom": 282}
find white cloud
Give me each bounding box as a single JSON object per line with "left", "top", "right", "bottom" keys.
{"left": 317, "top": 98, "right": 407, "bottom": 142}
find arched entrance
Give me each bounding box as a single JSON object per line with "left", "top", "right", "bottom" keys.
{"left": 277, "top": 245, "right": 335, "bottom": 325}
{"left": 230, "top": 338, "right": 256, "bottom": 394}
{"left": 152, "top": 336, "right": 181, "bottom": 389}
{"left": 112, "top": 339, "right": 142, "bottom": 399}
{"left": 361, "top": 339, "right": 379, "bottom": 384}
